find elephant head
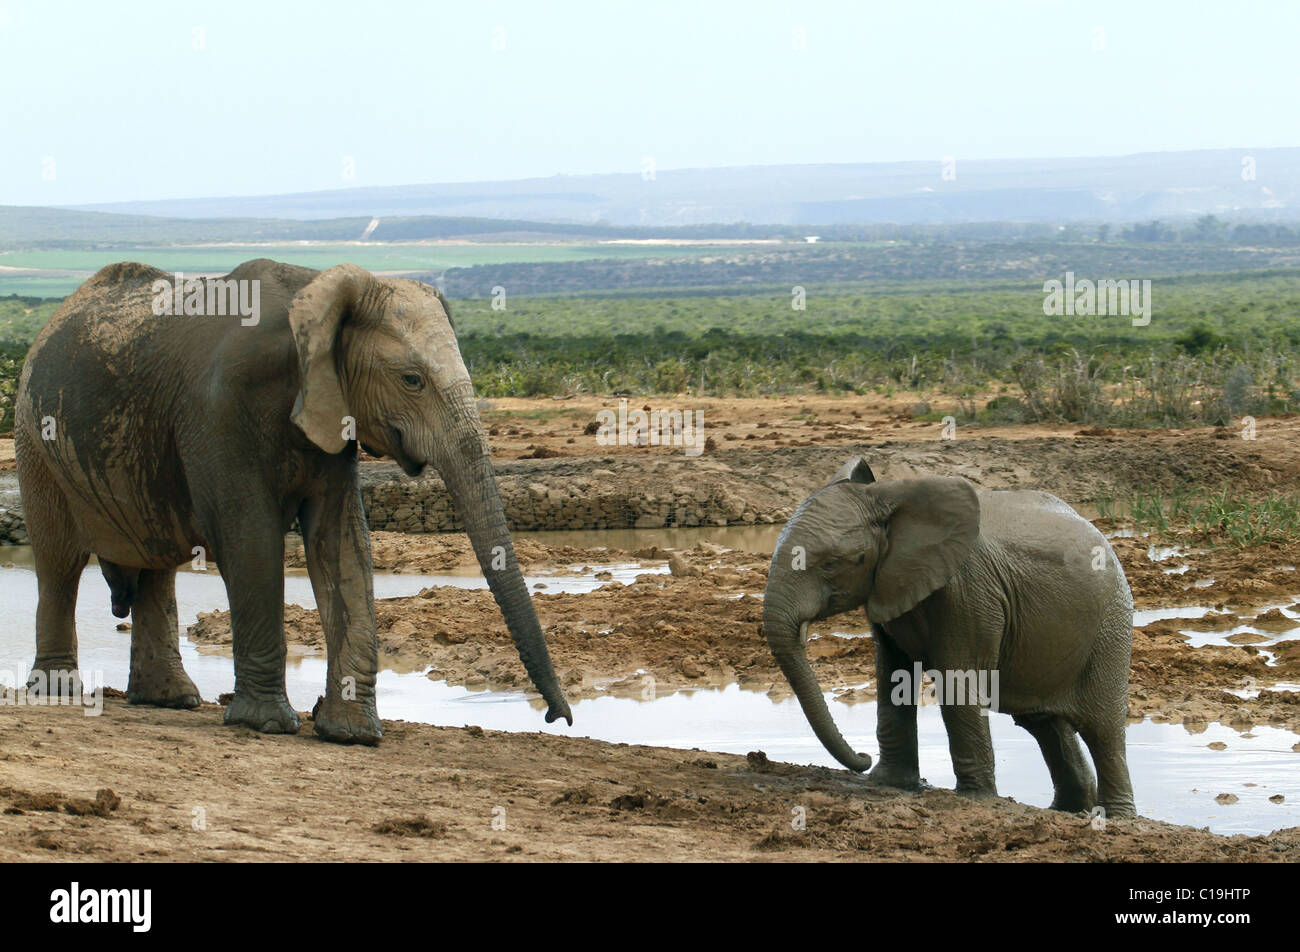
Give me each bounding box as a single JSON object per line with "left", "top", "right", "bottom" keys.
{"left": 762, "top": 457, "right": 979, "bottom": 770}
{"left": 286, "top": 264, "right": 572, "bottom": 725}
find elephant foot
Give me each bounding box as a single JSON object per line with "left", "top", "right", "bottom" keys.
{"left": 26, "top": 663, "right": 84, "bottom": 700}
{"left": 1049, "top": 791, "right": 1098, "bottom": 814}
{"left": 223, "top": 693, "right": 301, "bottom": 734}
{"left": 865, "top": 762, "right": 922, "bottom": 791}
{"left": 1100, "top": 799, "right": 1137, "bottom": 819}
{"left": 128, "top": 666, "right": 201, "bottom": 709}
{"left": 954, "top": 781, "right": 999, "bottom": 800}
{"left": 311, "top": 694, "right": 382, "bottom": 746}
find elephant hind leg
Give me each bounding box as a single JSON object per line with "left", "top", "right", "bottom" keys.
{"left": 128, "top": 567, "right": 201, "bottom": 709}
{"left": 1014, "top": 713, "right": 1097, "bottom": 813}
{"left": 1077, "top": 719, "right": 1136, "bottom": 819}
{"left": 18, "top": 438, "right": 90, "bottom": 696}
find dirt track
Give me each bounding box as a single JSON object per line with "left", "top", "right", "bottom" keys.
{"left": 2, "top": 397, "right": 1300, "bottom": 861}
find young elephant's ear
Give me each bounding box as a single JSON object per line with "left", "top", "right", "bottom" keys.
{"left": 287, "top": 264, "right": 374, "bottom": 453}
{"left": 829, "top": 456, "right": 876, "bottom": 486}
{"left": 866, "top": 477, "right": 980, "bottom": 624}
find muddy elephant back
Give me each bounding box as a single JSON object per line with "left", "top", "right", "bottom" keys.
{"left": 23, "top": 262, "right": 172, "bottom": 375}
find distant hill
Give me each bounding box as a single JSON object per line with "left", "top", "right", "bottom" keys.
{"left": 0, "top": 206, "right": 373, "bottom": 245}
{"left": 65, "top": 149, "right": 1300, "bottom": 226}
{"left": 0, "top": 206, "right": 1061, "bottom": 250}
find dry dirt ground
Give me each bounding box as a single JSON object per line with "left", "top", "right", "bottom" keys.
{"left": 2, "top": 395, "right": 1300, "bottom": 861}
{"left": 3, "top": 701, "right": 1297, "bottom": 862}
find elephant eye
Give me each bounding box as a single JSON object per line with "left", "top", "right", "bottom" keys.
{"left": 401, "top": 373, "right": 424, "bottom": 392}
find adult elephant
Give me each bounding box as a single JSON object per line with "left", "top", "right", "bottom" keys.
{"left": 15, "top": 259, "right": 572, "bottom": 743}
{"left": 762, "top": 456, "right": 1135, "bottom": 817}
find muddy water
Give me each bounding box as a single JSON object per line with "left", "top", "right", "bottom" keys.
{"left": 0, "top": 545, "right": 664, "bottom": 685}
{"left": 2, "top": 536, "right": 1297, "bottom": 836}
{"left": 1134, "top": 603, "right": 1300, "bottom": 665}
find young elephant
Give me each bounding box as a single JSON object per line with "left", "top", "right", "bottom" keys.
{"left": 762, "top": 456, "right": 1135, "bottom": 817}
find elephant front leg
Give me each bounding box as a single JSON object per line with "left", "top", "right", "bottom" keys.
{"left": 214, "top": 516, "right": 301, "bottom": 735}
{"left": 300, "top": 483, "right": 382, "bottom": 745}
{"left": 866, "top": 629, "right": 921, "bottom": 790}
{"left": 939, "top": 702, "right": 997, "bottom": 798}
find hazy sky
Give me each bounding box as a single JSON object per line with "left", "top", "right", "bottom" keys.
{"left": 2, "top": 0, "right": 1297, "bottom": 205}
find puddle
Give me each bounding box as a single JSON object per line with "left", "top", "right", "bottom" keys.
{"left": 1179, "top": 605, "right": 1300, "bottom": 657}
{"left": 1133, "top": 605, "right": 1214, "bottom": 626}
{"left": 1147, "top": 545, "right": 1188, "bottom": 563}
{"left": 1134, "top": 601, "right": 1300, "bottom": 665}
{"left": 0, "top": 550, "right": 663, "bottom": 695}
{"left": 366, "top": 680, "right": 1297, "bottom": 836}
{"left": 1227, "top": 681, "right": 1300, "bottom": 699}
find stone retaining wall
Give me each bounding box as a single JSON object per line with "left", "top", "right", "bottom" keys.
{"left": 0, "top": 504, "right": 27, "bottom": 545}
{"left": 0, "top": 482, "right": 25, "bottom": 545}
{"left": 0, "top": 462, "right": 794, "bottom": 545}
{"left": 360, "top": 468, "right": 789, "bottom": 533}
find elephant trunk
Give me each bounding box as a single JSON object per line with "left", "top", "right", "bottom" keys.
{"left": 768, "top": 620, "right": 872, "bottom": 772}
{"left": 435, "top": 388, "right": 573, "bottom": 725}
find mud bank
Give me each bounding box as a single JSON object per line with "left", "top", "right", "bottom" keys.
{"left": 1, "top": 700, "right": 1296, "bottom": 862}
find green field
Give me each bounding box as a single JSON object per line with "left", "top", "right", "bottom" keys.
{"left": 447, "top": 270, "right": 1300, "bottom": 424}
{"left": 0, "top": 242, "right": 778, "bottom": 298}
{"left": 4, "top": 249, "right": 1298, "bottom": 434}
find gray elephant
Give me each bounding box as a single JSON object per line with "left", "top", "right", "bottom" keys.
{"left": 15, "top": 259, "right": 572, "bottom": 743}
{"left": 762, "top": 457, "right": 1135, "bottom": 817}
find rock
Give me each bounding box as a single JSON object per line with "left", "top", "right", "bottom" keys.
{"left": 668, "top": 554, "right": 700, "bottom": 577}
{"left": 677, "top": 657, "right": 704, "bottom": 679}
{"left": 1251, "top": 608, "right": 1296, "bottom": 632}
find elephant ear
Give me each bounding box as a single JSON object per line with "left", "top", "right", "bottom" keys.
{"left": 430, "top": 286, "right": 454, "bottom": 329}
{"left": 866, "top": 477, "right": 980, "bottom": 624}
{"left": 829, "top": 455, "right": 876, "bottom": 486}
{"left": 287, "top": 264, "right": 374, "bottom": 454}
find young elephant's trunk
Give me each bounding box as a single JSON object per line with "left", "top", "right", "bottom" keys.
{"left": 769, "top": 621, "right": 872, "bottom": 772}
